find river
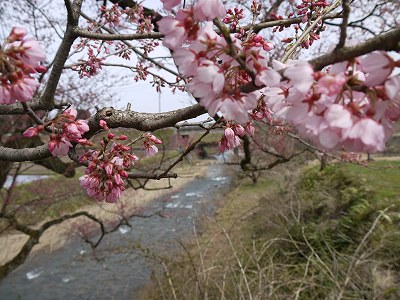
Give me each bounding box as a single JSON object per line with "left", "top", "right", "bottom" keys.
{"left": 0, "top": 163, "right": 232, "bottom": 299}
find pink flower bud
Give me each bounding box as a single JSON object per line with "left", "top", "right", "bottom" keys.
{"left": 233, "top": 125, "right": 245, "bottom": 137}
{"left": 8, "top": 27, "right": 27, "bottom": 42}
{"left": 117, "top": 135, "right": 128, "bottom": 140}
{"left": 35, "top": 65, "right": 47, "bottom": 73}
{"left": 23, "top": 127, "right": 39, "bottom": 137}
{"left": 245, "top": 123, "right": 255, "bottom": 136}
{"left": 119, "top": 170, "right": 128, "bottom": 178}
{"left": 99, "top": 120, "right": 109, "bottom": 130}
{"left": 224, "top": 127, "right": 235, "bottom": 140}
{"left": 108, "top": 132, "right": 115, "bottom": 139}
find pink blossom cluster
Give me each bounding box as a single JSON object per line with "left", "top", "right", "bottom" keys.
{"left": 142, "top": 132, "right": 162, "bottom": 157}
{"left": 272, "top": 1, "right": 327, "bottom": 48}
{"left": 72, "top": 2, "right": 157, "bottom": 79}
{"left": 100, "top": 4, "right": 122, "bottom": 27}
{"left": 73, "top": 56, "right": 104, "bottom": 78}
{"left": 218, "top": 122, "right": 254, "bottom": 152}
{"left": 158, "top": 1, "right": 280, "bottom": 124}
{"left": 222, "top": 7, "right": 244, "bottom": 31}
{"left": 296, "top": 0, "right": 330, "bottom": 23}
{"left": 79, "top": 126, "right": 138, "bottom": 203}
{"left": 23, "top": 106, "right": 90, "bottom": 156}
{"left": 265, "top": 52, "right": 400, "bottom": 153}
{"left": 0, "top": 27, "right": 46, "bottom": 104}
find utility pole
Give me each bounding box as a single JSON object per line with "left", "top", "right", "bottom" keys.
{"left": 158, "top": 91, "right": 161, "bottom": 113}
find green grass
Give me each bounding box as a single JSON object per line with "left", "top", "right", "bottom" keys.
{"left": 335, "top": 160, "right": 400, "bottom": 201}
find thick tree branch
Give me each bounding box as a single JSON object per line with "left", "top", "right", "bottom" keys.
{"left": 310, "top": 27, "right": 400, "bottom": 70}
{"left": 0, "top": 103, "right": 206, "bottom": 162}
{"left": 0, "top": 145, "right": 51, "bottom": 162}
{"left": 38, "top": 0, "right": 82, "bottom": 108}
{"left": 86, "top": 104, "right": 206, "bottom": 136}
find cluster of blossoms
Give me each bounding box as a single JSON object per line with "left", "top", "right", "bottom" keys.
{"left": 79, "top": 124, "right": 138, "bottom": 203}
{"left": 72, "top": 3, "right": 157, "bottom": 79}
{"left": 158, "top": 0, "right": 280, "bottom": 124}
{"left": 157, "top": 0, "right": 400, "bottom": 154}
{"left": 142, "top": 132, "right": 162, "bottom": 157}
{"left": 100, "top": 3, "right": 154, "bottom": 33}
{"left": 219, "top": 122, "right": 254, "bottom": 152}
{"left": 0, "top": 27, "right": 45, "bottom": 104}
{"left": 24, "top": 109, "right": 163, "bottom": 202}
{"left": 272, "top": 0, "right": 328, "bottom": 48}
{"left": 23, "top": 106, "right": 90, "bottom": 156}
{"left": 222, "top": 7, "right": 245, "bottom": 31}
{"left": 296, "top": 0, "right": 330, "bottom": 22}
{"left": 264, "top": 52, "right": 400, "bottom": 153}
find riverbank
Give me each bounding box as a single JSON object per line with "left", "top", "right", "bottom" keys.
{"left": 0, "top": 160, "right": 212, "bottom": 266}
{"left": 141, "top": 159, "right": 400, "bottom": 299}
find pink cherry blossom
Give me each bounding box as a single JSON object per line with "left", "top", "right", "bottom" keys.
{"left": 144, "top": 144, "right": 159, "bottom": 157}
{"left": 64, "top": 107, "right": 78, "bottom": 120}
{"left": 161, "top": 0, "right": 181, "bottom": 11}
{"left": 0, "top": 85, "right": 12, "bottom": 105}
{"left": 99, "top": 120, "right": 109, "bottom": 130}
{"left": 233, "top": 124, "right": 245, "bottom": 137}
{"left": 347, "top": 119, "right": 386, "bottom": 152}
{"left": 284, "top": 60, "right": 314, "bottom": 94}
{"left": 245, "top": 122, "right": 255, "bottom": 136}
{"left": 360, "top": 52, "right": 394, "bottom": 86}
{"left": 48, "top": 135, "right": 73, "bottom": 156}
{"left": 193, "top": 0, "right": 226, "bottom": 21}
{"left": 318, "top": 73, "right": 347, "bottom": 96}
{"left": 324, "top": 104, "right": 353, "bottom": 129}
{"left": 12, "top": 38, "right": 46, "bottom": 67}
{"left": 157, "top": 16, "right": 187, "bottom": 50}
{"left": 11, "top": 76, "right": 39, "bottom": 102}
{"left": 385, "top": 76, "right": 400, "bottom": 99}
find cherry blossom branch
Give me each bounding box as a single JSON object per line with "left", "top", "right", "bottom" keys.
{"left": 107, "top": 0, "right": 163, "bottom": 31}
{"left": 214, "top": 19, "right": 256, "bottom": 79}
{"left": 74, "top": 13, "right": 343, "bottom": 41}
{"left": 175, "top": 118, "right": 214, "bottom": 129}
{"left": 238, "top": 27, "right": 400, "bottom": 95}
{"left": 78, "top": 12, "right": 182, "bottom": 78}
{"left": 73, "top": 28, "right": 164, "bottom": 41}
{"left": 251, "top": 12, "right": 342, "bottom": 33}
{"left": 0, "top": 100, "right": 69, "bottom": 115}
{"left": 325, "top": 21, "right": 376, "bottom": 36}
{"left": 21, "top": 103, "right": 44, "bottom": 125}
{"left": 94, "top": 62, "right": 182, "bottom": 85}
{"left": 281, "top": 0, "right": 342, "bottom": 63}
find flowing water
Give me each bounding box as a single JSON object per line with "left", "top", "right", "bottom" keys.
{"left": 0, "top": 163, "right": 232, "bottom": 300}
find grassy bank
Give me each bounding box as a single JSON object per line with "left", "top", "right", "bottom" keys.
{"left": 141, "top": 160, "right": 400, "bottom": 299}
